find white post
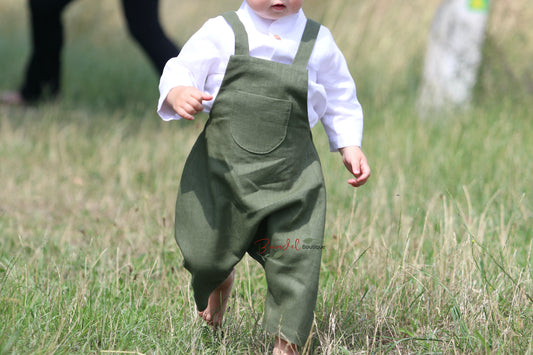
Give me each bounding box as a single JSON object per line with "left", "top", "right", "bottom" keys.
{"left": 417, "top": 0, "right": 490, "bottom": 115}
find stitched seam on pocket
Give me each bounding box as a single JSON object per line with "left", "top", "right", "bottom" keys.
{"left": 230, "top": 91, "right": 292, "bottom": 154}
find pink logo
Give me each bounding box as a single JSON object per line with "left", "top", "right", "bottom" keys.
{"left": 254, "top": 238, "right": 301, "bottom": 255}
{"left": 254, "top": 238, "right": 325, "bottom": 258}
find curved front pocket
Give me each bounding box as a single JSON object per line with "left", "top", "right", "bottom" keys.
{"left": 230, "top": 91, "right": 292, "bottom": 154}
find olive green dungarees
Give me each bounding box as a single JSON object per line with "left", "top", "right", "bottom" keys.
{"left": 174, "top": 11, "right": 326, "bottom": 345}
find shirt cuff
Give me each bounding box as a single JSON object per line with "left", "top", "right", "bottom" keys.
{"left": 328, "top": 135, "right": 363, "bottom": 152}
{"left": 157, "top": 87, "right": 182, "bottom": 121}
{"left": 323, "top": 116, "right": 363, "bottom": 152}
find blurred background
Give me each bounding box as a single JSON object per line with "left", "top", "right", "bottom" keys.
{"left": 0, "top": 0, "right": 531, "bottom": 111}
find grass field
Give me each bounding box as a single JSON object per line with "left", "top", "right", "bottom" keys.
{"left": 1, "top": 0, "right": 532, "bottom": 354}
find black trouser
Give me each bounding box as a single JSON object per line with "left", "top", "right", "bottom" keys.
{"left": 20, "top": 0, "right": 180, "bottom": 101}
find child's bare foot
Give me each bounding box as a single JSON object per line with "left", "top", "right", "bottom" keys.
{"left": 198, "top": 269, "right": 235, "bottom": 327}
{"left": 273, "top": 337, "right": 299, "bottom": 355}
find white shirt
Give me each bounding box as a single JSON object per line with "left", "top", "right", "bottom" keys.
{"left": 158, "top": 1, "right": 363, "bottom": 151}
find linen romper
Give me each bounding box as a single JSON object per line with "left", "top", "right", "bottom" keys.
{"left": 174, "top": 11, "right": 326, "bottom": 345}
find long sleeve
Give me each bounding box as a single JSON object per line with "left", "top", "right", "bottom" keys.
{"left": 157, "top": 17, "right": 234, "bottom": 121}
{"left": 310, "top": 26, "right": 364, "bottom": 151}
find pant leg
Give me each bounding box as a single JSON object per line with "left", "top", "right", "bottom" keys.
{"left": 257, "top": 186, "right": 327, "bottom": 347}
{"left": 20, "top": 0, "right": 74, "bottom": 102}
{"left": 121, "top": 0, "right": 180, "bottom": 75}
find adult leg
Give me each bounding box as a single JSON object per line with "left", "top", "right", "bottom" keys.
{"left": 20, "top": 0, "right": 75, "bottom": 102}
{"left": 121, "top": 0, "right": 180, "bottom": 75}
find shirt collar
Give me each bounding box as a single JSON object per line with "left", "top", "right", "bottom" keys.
{"left": 238, "top": 1, "right": 307, "bottom": 36}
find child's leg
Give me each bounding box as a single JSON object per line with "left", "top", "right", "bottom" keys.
{"left": 199, "top": 269, "right": 235, "bottom": 326}
{"left": 258, "top": 186, "right": 327, "bottom": 348}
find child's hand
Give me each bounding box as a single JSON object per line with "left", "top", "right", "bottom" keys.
{"left": 339, "top": 145, "right": 370, "bottom": 187}
{"left": 165, "top": 86, "right": 213, "bottom": 120}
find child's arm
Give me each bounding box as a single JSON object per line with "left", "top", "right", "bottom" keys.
{"left": 157, "top": 16, "right": 233, "bottom": 121}
{"left": 165, "top": 86, "right": 213, "bottom": 120}
{"left": 339, "top": 145, "right": 370, "bottom": 187}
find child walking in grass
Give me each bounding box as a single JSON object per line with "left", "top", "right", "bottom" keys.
{"left": 157, "top": 0, "right": 370, "bottom": 353}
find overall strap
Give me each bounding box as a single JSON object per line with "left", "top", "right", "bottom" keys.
{"left": 222, "top": 11, "right": 249, "bottom": 55}
{"left": 292, "top": 19, "right": 321, "bottom": 67}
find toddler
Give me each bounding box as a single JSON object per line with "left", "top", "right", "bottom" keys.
{"left": 158, "top": 1, "right": 370, "bottom": 354}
